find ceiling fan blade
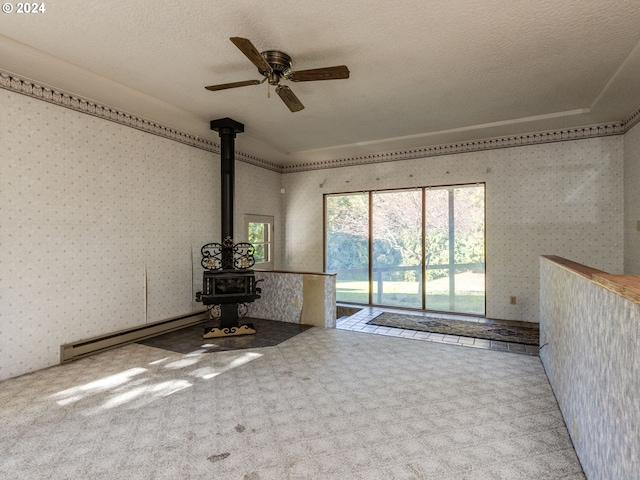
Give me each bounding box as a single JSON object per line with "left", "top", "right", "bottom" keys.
{"left": 287, "top": 65, "right": 350, "bottom": 82}
{"left": 276, "top": 85, "right": 305, "bottom": 112}
{"left": 230, "top": 37, "right": 273, "bottom": 73}
{"left": 205, "top": 80, "right": 261, "bottom": 91}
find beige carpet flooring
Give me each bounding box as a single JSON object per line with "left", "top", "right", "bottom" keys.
{"left": 0, "top": 327, "right": 584, "bottom": 479}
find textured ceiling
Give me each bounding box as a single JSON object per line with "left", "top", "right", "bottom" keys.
{"left": 1, "top": 0, "right": 640, "bottom": 167}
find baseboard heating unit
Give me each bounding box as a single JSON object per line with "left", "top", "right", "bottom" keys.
{"left": 60, "top": 310, "right": 208, "bottom": 363}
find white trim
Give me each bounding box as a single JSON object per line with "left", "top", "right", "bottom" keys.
{"left": 2, "top": 68, "right": 639, "bottom": 175}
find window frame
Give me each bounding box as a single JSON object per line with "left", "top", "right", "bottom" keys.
{"left": 245, "top": 214, "right": 274, "bottom": 270}
{"left": 324, "top": 183, "right": 485, "bottom": 315}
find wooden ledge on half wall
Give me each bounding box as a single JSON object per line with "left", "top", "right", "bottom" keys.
{"left": 542, "top": 255, "right": 640, "bottom": 305}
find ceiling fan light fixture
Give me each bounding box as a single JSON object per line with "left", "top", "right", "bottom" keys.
{"left": 268, "top": 71, "right": 281, "bottom": 86}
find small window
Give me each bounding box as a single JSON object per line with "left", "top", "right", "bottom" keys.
{"left": 245, "top": 214, "right": 274, "bottom": 270}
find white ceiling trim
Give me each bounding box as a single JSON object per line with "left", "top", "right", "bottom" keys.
{"left": 2, "top": 69, "right": 638, "bottom": 175}
{"left": 590, "top": 36, "right": 640, "bottom": 110}
{"left": 290, "top": 108, "right": 592, "bottom": 156}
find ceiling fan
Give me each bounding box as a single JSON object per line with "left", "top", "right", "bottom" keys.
{"left": 205, "top": 37, "right": 350, "bottom": 112}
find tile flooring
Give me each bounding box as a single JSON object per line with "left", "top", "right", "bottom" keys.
{"left": 337, "top": 306, "right": 540, "bottom": 356}
{"left": 137, "top": 318, "right": 312, "bottom": 354}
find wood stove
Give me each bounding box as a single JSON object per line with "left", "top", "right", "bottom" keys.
{"left": 200, "top": 270, "right": 259, "bottom": 303}
{"left": 195, "top": 118, "right": 262, "bottom": 338}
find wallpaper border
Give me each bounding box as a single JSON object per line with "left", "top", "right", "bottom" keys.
{"left": 0, "top": 70, "right": 283, "bottom": 173}
{"left": 2, "top": 68, "right": 639, "bottom": 175}
{"left": 282, "top": 120, "right": 632, "bottom": 173}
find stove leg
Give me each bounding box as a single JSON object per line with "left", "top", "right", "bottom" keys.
{"left": 203, "top": 304, "right": 256, "bottom": 338}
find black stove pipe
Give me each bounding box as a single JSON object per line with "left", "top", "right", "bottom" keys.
{"left": 199, "top": 118, "right": 258, "bottom": 336}
{"left": 210, "top": 118, "right": 244, "bottom": 258}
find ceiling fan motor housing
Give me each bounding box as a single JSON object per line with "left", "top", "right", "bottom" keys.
{"left": 259, "top": 50, "right": 293, "bottom": 84}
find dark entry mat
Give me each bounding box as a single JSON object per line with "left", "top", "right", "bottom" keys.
{"left": 137, "top": 318, "right": 312, "bottom": 354}
{"left": 367, "top": 313, "right": 539, "bottom": 345}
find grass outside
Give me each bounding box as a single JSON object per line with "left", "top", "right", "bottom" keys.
{"left": 337, "top": 272, "right": 485, "bottom": 314}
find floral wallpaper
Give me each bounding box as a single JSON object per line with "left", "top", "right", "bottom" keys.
{"left": 0, "top": 89, "right": 282, "bottom": 380}
{"left": 624, "top": 120, "right": 640, "bottom": 274}
{"left": 539, "top": 257, "right": 639, "bottom": 480}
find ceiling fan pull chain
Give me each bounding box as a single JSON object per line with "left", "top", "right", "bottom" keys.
{"left": 267, "top": 82, "right": 270, "bottom": 99}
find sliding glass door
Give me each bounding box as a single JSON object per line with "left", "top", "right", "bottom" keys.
{"left": 325, "top": 183, "right": 485, "bottom": 315}
{"left": 372, "top": 189, "right": 422, "bottom": 308}
{"left": 325, "top": 193, "right": 369, "bottom": 303}
{"left": 424, "top": 185, "right": 485, "bottom": 314}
